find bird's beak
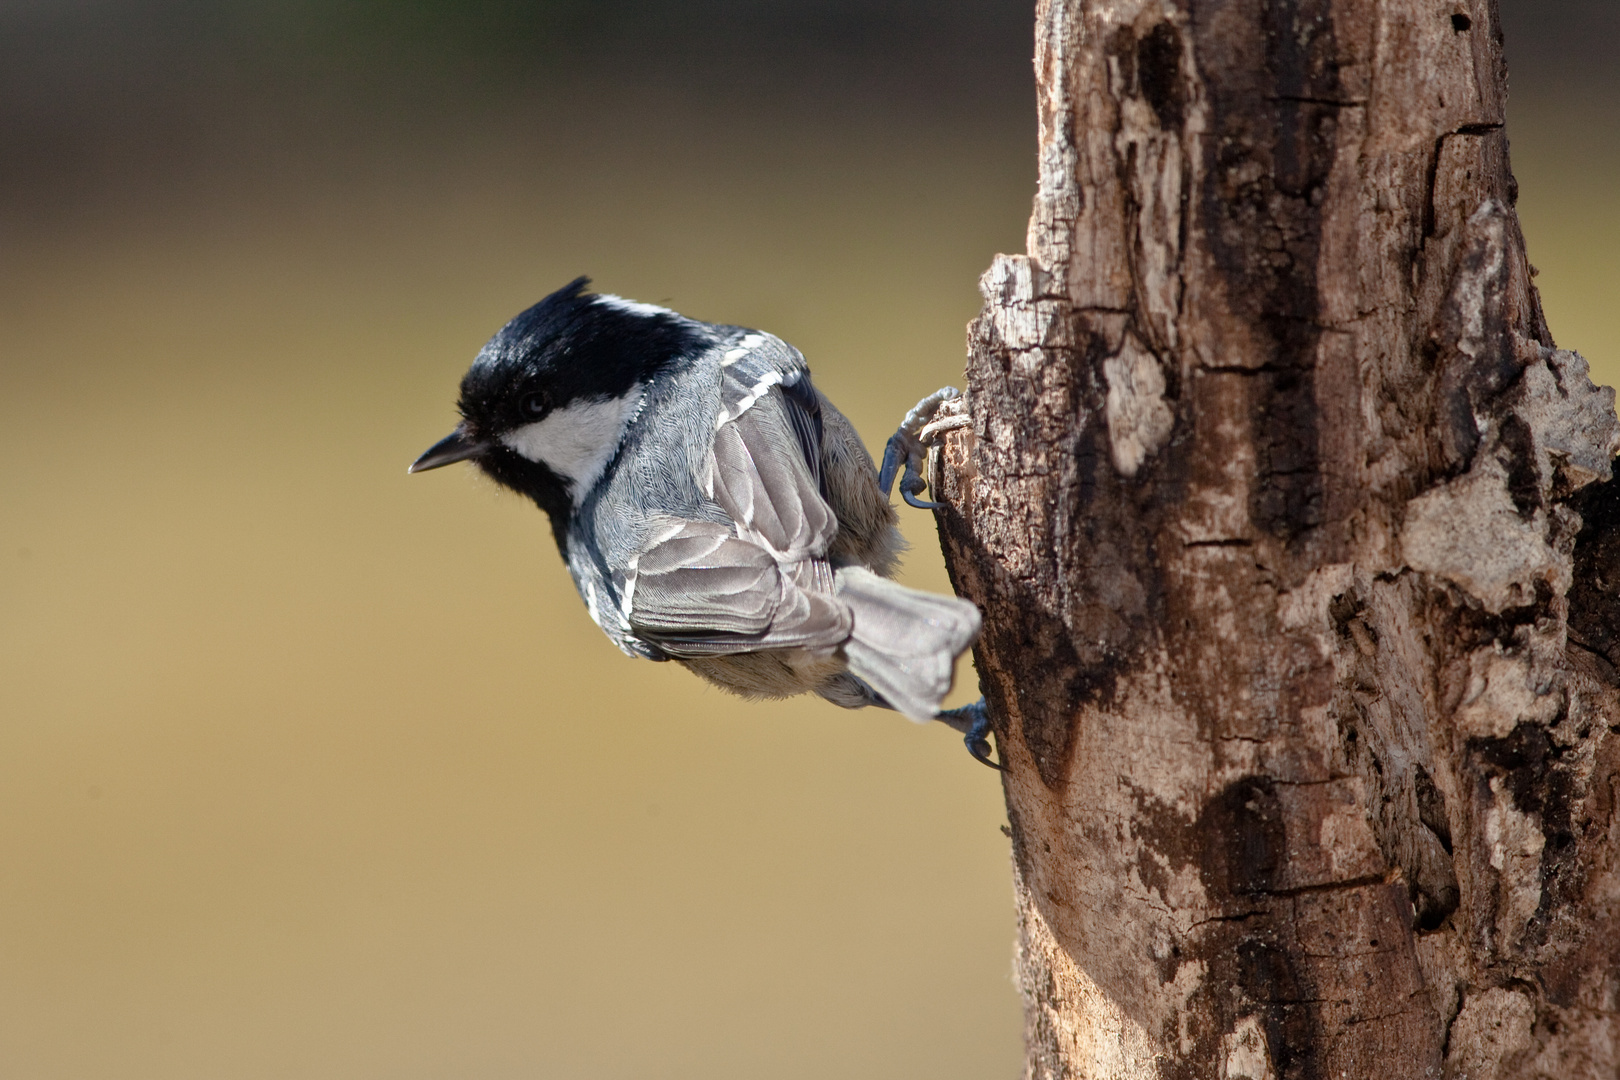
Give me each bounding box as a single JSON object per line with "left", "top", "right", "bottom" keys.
{"left": 408, "top": 427, "right": 487, "bottom": 473}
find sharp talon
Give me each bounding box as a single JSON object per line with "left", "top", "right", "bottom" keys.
{"left": 936, "top": 699, "right": 1003, "bottom": 770}
{"left": 918, "top": 414, "right": 972, "bottom": 443}
{"left": 902, "top": 486, "right": 941, "bottom": 511}
{"left": 964, "top": 709, "right": 1003, "bottom": 771}
{"left": 899, "top": 466, "right": 940, "bottom": 510}
{"left": 966, "top": 733, "right": 1003, "bottom": 771}
{"left": 878, "top": 436, "right": 906, "bottom": 497}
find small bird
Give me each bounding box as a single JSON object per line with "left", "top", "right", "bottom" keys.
{"left": 410, "top": 277, "right": 996, "bottom": 765}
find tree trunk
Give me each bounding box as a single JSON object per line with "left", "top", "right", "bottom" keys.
{"left": 931, "top": 1, "right": 1620, "bottom": 1076}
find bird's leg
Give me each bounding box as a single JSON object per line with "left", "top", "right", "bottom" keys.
{"left": 935, "top": 699, "right": 1003, "bottom": 770}
{"left": 850, "top": 670, "right": 1001, "bottom": 770}
{"left": 878, "top": 387, "right": 972, "bottom": 510}
{"left": 880, "top": 388, "right": 989, "bottom": 766}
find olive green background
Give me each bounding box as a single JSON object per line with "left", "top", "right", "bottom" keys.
{"left": 0, "top": 3, "right": 1613, "bottom": 1077}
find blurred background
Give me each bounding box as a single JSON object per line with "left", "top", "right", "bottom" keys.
{"left": 0, "top": 2, "right": 1613, "bottom": 1077}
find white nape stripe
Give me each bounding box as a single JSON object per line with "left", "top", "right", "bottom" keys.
{"left": 594, "top": 294, "right": 677, "bottom": 319}
{"left": 500, "top": 388, "right": 644, "bottom": 504}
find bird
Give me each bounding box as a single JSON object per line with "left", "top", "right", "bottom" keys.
{"left": 409, "top": 277, "right": 999, "bottom": 766}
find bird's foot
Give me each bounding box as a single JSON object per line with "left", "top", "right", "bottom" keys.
{"left": 935, "top": 699, "right": 1003, "bottom": 770}
{"left": 878, "top": 387, "right": 971, "bottom": 510}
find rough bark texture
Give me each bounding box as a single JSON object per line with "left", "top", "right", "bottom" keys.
{"left": 931, "top": 1, "right": 1620, "bottom": 1076}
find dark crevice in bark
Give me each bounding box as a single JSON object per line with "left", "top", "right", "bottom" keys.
{"left": 1498, "top": 411, "right": 1545, "bottom": 517}
{"left": 1135, "top": 22, "right": 1186, "bottom": 131}
{"left": 1199, "top": 776, "right": 1285, "bottom": 895}
{"left": 1266, "top": 95, "right": 1366, "bottom": 107}
{"left": 1433, "top": 581, "right": 1553, "bottom": 653}
{"left": 1192, "top": 0, "right": 1339, "bottom": 547}
{"left": 1415, "top": 765, "right": 1454, "bottom": 853}
{"left": 1567, "top": 471, "right": 1620, "bottom": 683}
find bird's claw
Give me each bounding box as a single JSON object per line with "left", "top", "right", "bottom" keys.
{"left": 879, "top": 387, "right": 970, "bottom": 510}
{"left": 966, "top": 727, "right": 1001, "bottom": 770}
{"left": 936, "top": 699, "right": 1003, "bottom": 771}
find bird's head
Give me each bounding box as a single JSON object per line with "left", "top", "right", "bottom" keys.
{"left": 410, "top": 277, "right": 708, "bottom": 523}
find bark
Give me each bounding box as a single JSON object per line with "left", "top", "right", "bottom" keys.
{"left": 931, "top": 1, "right": 1620, "bottom": 1076}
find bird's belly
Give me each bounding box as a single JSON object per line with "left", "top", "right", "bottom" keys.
{"left": 677, "top": 647, "right": 846, "bottom": 700}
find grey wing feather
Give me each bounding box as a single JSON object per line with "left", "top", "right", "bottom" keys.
{"left": 709, "top": 405, "right": 836, "bottom": 559}
{"left": 626, "top": 518, "right": 850, "bottom": 658}
{"left": 778, "top": 376, "right": 825, "bottom": 496}
{"left": 718, "top": 334, "right": 824, "bottom": 488}
{"left": 715, "top": 334, "right": 809, "bottom": 422}
{"left": 708, "top": 334, "right": 838, "bottom": 560}
{"left": 627, "top": 520, "right": 778, "bottom": 635}
{"left": 621, "top": 333, "right": 852, "bottom": 658}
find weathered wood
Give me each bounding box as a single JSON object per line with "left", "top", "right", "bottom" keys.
{"left": 932, "top": 1, "right": 1620, "bottom": 1075}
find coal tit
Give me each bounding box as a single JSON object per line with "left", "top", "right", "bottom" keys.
{"left": 410, "top": 278, "right": 996, "bottom": 765}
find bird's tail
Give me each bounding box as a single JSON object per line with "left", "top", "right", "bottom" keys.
{"left": 833, "top": 566, "right": 981, "bottom": 721}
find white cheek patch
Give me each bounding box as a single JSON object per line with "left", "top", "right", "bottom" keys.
{"left": 501, "top": 388, "right": 644, "bottom": 503}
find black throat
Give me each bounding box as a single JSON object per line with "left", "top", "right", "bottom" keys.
{"left": 478, "top": 448, "right": 575, "bottom": 553}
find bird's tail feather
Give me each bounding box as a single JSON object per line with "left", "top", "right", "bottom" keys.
{"left": 833, "top": 566, "right": 981, "bottom": 722}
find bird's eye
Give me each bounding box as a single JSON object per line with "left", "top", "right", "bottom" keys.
{"left": 519, "top": 391, "right": 550, "bottom": 419}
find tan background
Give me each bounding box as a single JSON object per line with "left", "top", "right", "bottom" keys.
{"left": 0, "top": 3, "right": 1613, "bottom": 1077}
